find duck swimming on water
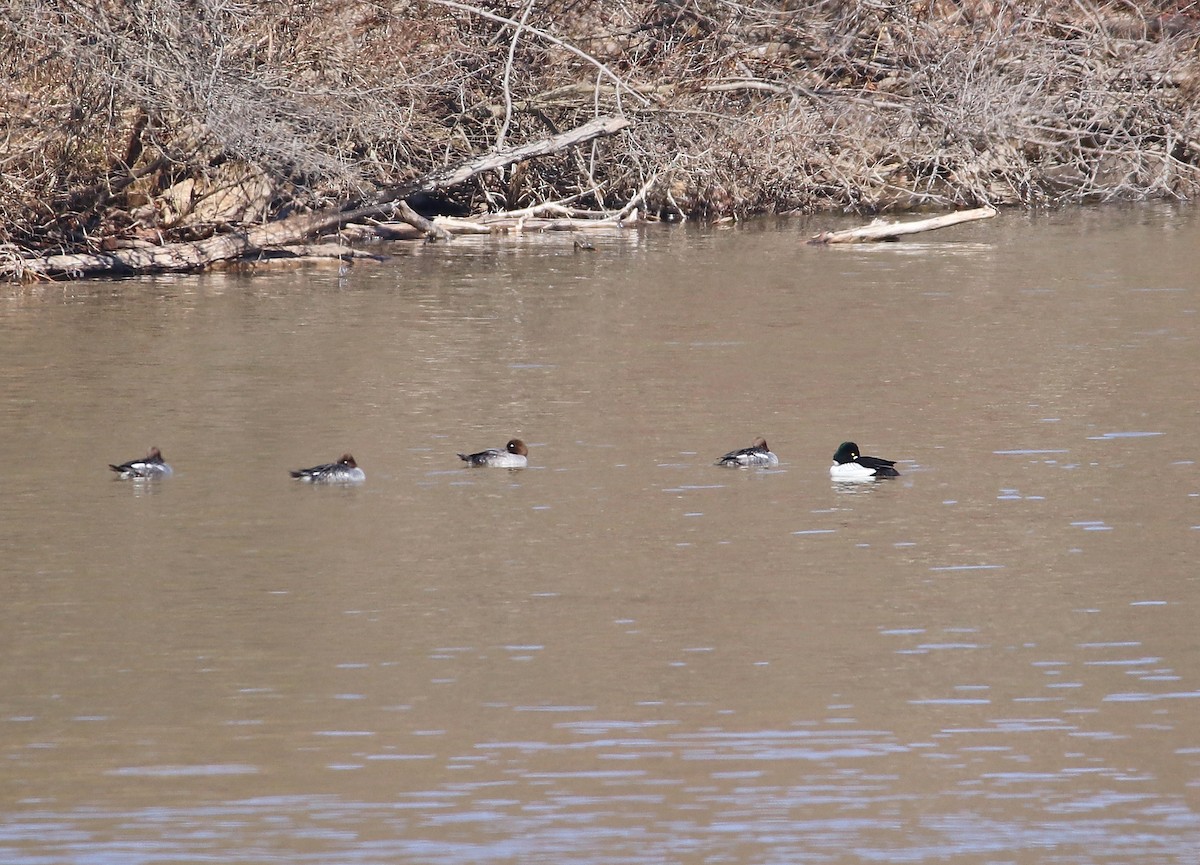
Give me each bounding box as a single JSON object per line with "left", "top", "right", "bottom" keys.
{"left": 109, "top": 447, "right": 172, "bottom": 479}
{"left": 290, "top": 453, "right": 365, "bottom": 483}
{"left": 458, "top": 438, "right": 528, "bottom": 468}
{"left": 830, "top": 441, "right": 899, "bottom": 480}
{"left": 715, "top": 437, "right": 779, "bottom": 467}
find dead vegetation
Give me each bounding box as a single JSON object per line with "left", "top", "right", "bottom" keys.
{"left": 2, "top": 0, "right": 1199, "bottom": 275}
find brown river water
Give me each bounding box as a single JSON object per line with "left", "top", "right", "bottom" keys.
{"left": 2, "top": 206, "right": 1199, "bottom": 863}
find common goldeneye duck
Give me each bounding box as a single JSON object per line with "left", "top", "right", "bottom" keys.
{"left": 715, "top": 437, "right": 779, "bottom": 467}
{"left": 290, "top": 453, "right": 365, "bottom": 483}
{"left": 109, "top": 447, "right": 172, "bottom": 479}
{"left": 830, "top": 441, "right": 899, "bottom": 479}
{"left": 458, "top": 438, "right": 528, "bottom": 468}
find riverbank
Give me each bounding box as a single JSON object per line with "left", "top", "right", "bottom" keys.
{"left": 3, "top": 1, "right": 1198, "bottom": 278}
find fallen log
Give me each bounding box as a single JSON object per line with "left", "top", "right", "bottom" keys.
{"left": 354, "top": 197, "right": 645, "bottom": 241}
{"left": 808, "top": 205, "right": 998, "bottom": 244}
{"left": 254, "top": 243, "right": 385, "bottom": 262}
{"left": 394, "top": 200, "right": 453, "bottom": 243}
{"left": 349, "top": 208, "right": 639, "bottom": 242}
{"left": 7, "top": 115, "right": 631, "bottom": 280}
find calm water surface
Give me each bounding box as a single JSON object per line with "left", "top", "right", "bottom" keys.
{"left": 2, "top": 207, "right": 1199, "bottom": 862}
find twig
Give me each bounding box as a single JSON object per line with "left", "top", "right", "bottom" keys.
{"left": 616, "top": 170, "right": 662, "bottom": 220}
{"left": 495, "top": 0, "right": 536, "bottom": 152}
{"left": 424, "top": 0, "right": 651, "bottom": 107}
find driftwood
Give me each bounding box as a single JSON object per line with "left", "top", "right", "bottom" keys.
{"left": 254, "top": 243, "right": 384, "bottom": 262}
{"left": 394, "top": 200, "right": 453, "bottom": 243}
{"left": 808, "top": 206, "right": 998, "bottom": 244}
{"left": 345, "top": 206, "right": 642, "bottom": 243}
{"left": 8, "top": 115, "right": 630, "bottom": 280}
{"left": 347, "top": 203, "right": 642, "bottom": 243}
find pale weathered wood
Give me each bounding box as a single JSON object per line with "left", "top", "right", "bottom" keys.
{"left": 429, "top": 216, "right": 494, "bottom": 234}
{"left": 395, "top": 200, "right": 453, "bottom": 242}
{"left": 362, "top": 212, "right": 630, "bottom": 239}
{"left": 9, "top": 115, "right": 631, "bottom": 280}
{"left": 808, "top": 206, "right": 998, "bottom": 244}
{"left": 417, "top": 116, "right": 630, "bottom": 193}
{"left": 258, "top": 243, "right": 382, "bottom": 261}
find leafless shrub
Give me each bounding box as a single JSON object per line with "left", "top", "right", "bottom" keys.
{"left": 2, "top": 0, "right": 1199, "bottom": 258}
{"left": 597, "top": 0, "right": 1200, "bottom": 212}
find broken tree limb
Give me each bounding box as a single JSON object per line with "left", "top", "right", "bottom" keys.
{"left": 255, "top": 243, "right": 385, "bottom": 262}
{"left": 383, "top": 115, "right": 631, "bottom": 199}
{"left": 808, "top": 205, "right": 998, "bottom": 244}
{"left": 395, "top": 201, "right": 454, "bottom": 242}
{"left": 7, "top": 115, "right": 631, "bottom": 280}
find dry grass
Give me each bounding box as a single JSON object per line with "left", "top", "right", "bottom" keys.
{"left": 2, "top": 0, "right": 1199, "bottom": 257}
